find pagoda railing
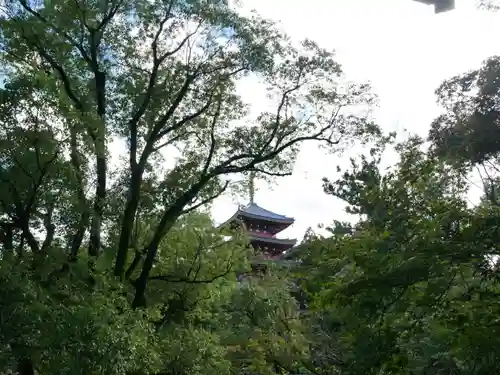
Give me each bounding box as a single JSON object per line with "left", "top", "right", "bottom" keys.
{"left": 247, "top": 230, "right": 275, "bottom": 238}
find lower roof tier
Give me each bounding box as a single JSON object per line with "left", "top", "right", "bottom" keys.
{"left": 240, "top": 217, "right": 291, "bottom": 234}
{"left": 250, "top": 235, "right": 296, "bottom": 253}
{"left": 249, "top": 234, "right": 296, "bottom": 246}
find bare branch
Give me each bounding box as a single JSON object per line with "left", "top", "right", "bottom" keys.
{"left": 129, "top": 9, "right": 201, "bottom": 167}
{"left": 251, "top": 168, "right": 291, "bottom": 177}
{"left": 96, "top": 0, "right": 124, "bottom": 31}
{"left": 201, "top": 98, "right": 222, "bottom": 175}
{"left": 259, "top": 82, "right": 303, "bottom": 154}
{"left": 138, "top": 72, "right": 197, "bottom": 166}
{"left": 156, "top": 93, "right": 216, "bottom": 140}
{"left": 212, "top": 105, "right": 345, "bottom": 176}
{"left": 151, "top": 130, "right": 194, "bottom": 153}
{"left": 181, "top": 180, "right": 229, "bottom": 215}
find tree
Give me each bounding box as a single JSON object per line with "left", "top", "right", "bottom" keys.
{"left": 428, "top": 53, "right": 500, "bottom": 211}
{"left": 297, "top": 136, "right": 500, "bottom": 375}
{"left": 479, "top": 0, "right": 500, "bottom": 10}
{"left": 0, "top": 0, "right": 383, "bottom": 372}
{"left": 0, "top": 208, "right": 312, "bottom": 375}
{"left": 429, "top": 56, "right": 500, "bottom": 165}
{"left": 0, "top": 0, "right": 379, "bottom": 309}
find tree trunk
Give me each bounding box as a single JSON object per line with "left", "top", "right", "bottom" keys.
{"left": 88, "top": 154, "right": 106, "bottom": 256}
{"left": 114, "top": 167, "right": 143, "bottom": 278}
{"left": 131, "top": 177, "right": 210, "bottom": 307}
{"left": 132, "top": 205, "right": 186, "bottom": 308}
{"left": 69, "top": 126, "right": 90, "bottom": 258}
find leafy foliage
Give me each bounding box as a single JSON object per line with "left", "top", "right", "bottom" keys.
{"left": 429, "top": 55, "right": 500, "bottom": 165}
{"left": 1, "top": 0, "right": 380, "bottom": 371}
{"left": 0, "top": 211, "right": 311, "bottom": 375}
{"left": 12, "top": 0, "right": 500, "bottom": 374}
{"left": 297, "top": 136, "right": 500, "bottom": 375}
{"left": 0, "top": 0, "right": 378, "bottom": 307}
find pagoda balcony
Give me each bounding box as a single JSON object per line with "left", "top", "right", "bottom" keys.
{"left": 247, "top": 230, "right": 276, "bottom": 238}
{"left": 255, "top": 253, "right": 283, "bottom": 261}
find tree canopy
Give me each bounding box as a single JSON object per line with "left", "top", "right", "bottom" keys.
{"left": 2, "top": 1, "right": 500, "bottom": 375}
{"left": 0, "top": 0, "right": 378, "bottom": 373}
{"left": 295, "top": 135, "right": 500, "bottom": 375}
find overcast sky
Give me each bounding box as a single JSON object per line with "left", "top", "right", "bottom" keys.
{"left": 211, "top": 0, "right": 500, "bottom": 241}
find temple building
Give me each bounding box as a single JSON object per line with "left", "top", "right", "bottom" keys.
{"left": 220, "top": 173, "right": 311, "bottom": 311}
{"left": 224, "top": 201, "right": 297, "bottom": 261}
{"left": 222, "top": 173, "right": 297, "bottom": 273}
{"left": 412, "top": 0, "right": 455, "bottom": 13}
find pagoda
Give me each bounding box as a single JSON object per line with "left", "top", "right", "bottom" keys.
{"left": 223, "top": 173, "right": 297, "bottom": 270}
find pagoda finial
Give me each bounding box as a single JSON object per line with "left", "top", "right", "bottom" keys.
{"left": 248, "top": 170, "right": 255, "bottom": 204}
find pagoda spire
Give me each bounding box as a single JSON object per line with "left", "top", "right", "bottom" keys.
{"left": 248, "top": 170, "right": 255, "bottom": 204}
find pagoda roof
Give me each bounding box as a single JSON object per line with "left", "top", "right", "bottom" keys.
{"left": 237, "top": 202, "right": 295, "bottom": 224}
{"left": 249, "top": 233, "right": 297, "bottom": 247}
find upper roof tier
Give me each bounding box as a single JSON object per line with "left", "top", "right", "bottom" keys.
{"left": 238, "top": 202, "right": 295, "bottom": 224}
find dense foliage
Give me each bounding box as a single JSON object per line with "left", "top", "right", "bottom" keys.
{"left": 0, "top": 0, "right": 376, "bottom": 373}
{"left": 293, "top": 54, "right": 500, "bottom": 373}
{"left": 1, "top": 0, "right": 500, "bottom": 374}
{"left": 296, "top": 136, "right": 500, "bottom": 374}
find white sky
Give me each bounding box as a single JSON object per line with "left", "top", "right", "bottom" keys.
{"left": 211, "top": 0, "right": 500, "bottom": 241}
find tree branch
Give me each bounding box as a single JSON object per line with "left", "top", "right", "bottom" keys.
{"left": 68, "top": 125, "right": 90, "bottom": 258}
{"left": 40, "top": 201, "right": 55, "bottom": 251}
{"left": 31, "top": 43, "right": 84, "bottom": 111}
{"left": 17, "top": 0, "right": 92, "bottom": 64}
{"left": 212, "top": 106, "right": 344, "bottom": 176}
{"left": 259, "top": 82, "right": 303, "bottom": 154}
{"left": 149, "top": 259, "right": 233, "bottom": 284}
{"left": 200, "top": 97, "right": 222, "bottom": 175}
{"left": 149, "top": 272, "right": 231, "bottom": 284}
{"left": 128, "top": 6, "right": 200, "bottom": 168}
{"left": 181, "top": 180, "right": 229, "bottom": 215}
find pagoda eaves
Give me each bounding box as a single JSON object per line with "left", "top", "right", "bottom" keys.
{"left": 249, "top": 235, "right": 297, "bottom": 255}
{"left": 237, "top": 202, "right": 294, "bottom": 224}
{"left": 220, "top": 202, "right": 295, "bottom": 235}
{"left": 249, "top": 234, "right": 297, "bottom": 246}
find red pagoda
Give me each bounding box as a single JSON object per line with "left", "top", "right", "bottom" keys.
{"left": 224, "top": 202, "right": 297, "bottom": 259}
{"left": 223, "top": 174, "right": 297, "bottom": 267}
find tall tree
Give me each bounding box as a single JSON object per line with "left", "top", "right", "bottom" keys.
{"left": 0, "top": 0, "right": 379, "bottom": 307}
{"left": 428, "top": 53, "right": 500, "bottom": 208}
{"left": 297, "top": 136, "right": 500, "bottom": 375}
{"left": 429, "top": 56, "right": 500, "bottom": 165}
{"left": 0, "top": 209, "right": 311, "bottom": 375}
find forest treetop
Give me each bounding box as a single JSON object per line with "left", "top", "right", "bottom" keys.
{"left": 0, "top": 0, "right": 380, "bottom": 307}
